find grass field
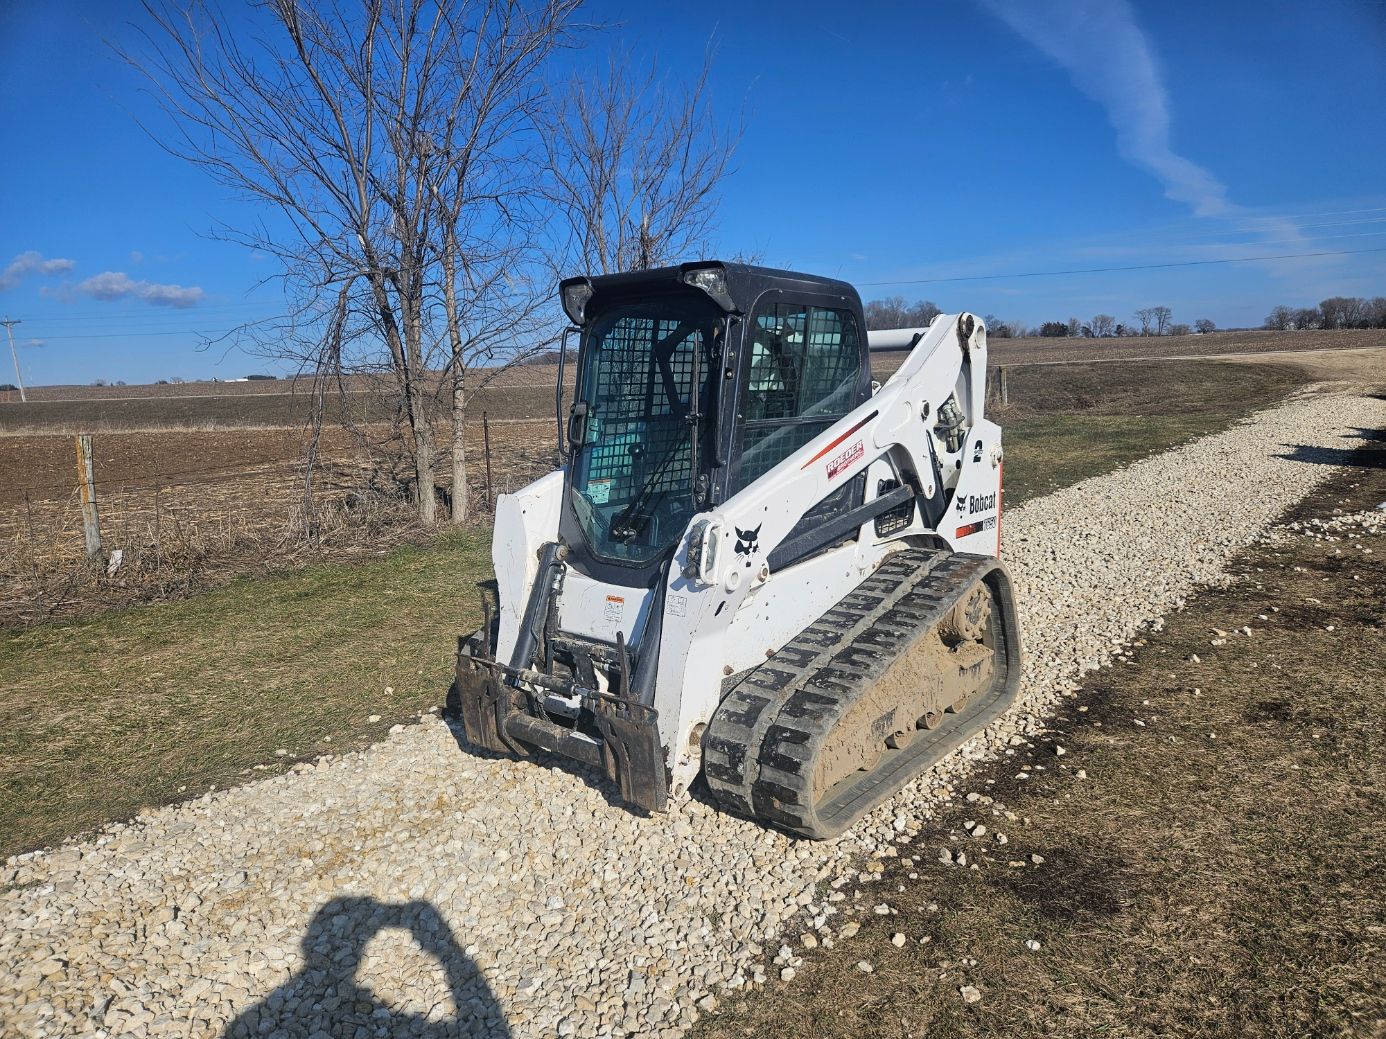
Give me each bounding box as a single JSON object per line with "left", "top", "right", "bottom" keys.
{"left": 0, "top": 530, "right": 493, "bottom": 858}
{"left": 694, "top": 432, "right": 1386, "bottom": 1039}
{"left": 995, "top": 360, "right": 1305, "bottom": 503}
{"left": 0, "top": 359, "right": 1313, "bottom": 857}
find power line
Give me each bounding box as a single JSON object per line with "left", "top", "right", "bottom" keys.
{"left": 859, "top": 246, "right": 1386, "bottom": 287}
{"left": 35, "top": 328, "right": 254, "bottom": 341}
{"left": 27, "top": 302, "right": 286, "bottom": 323}
{"left": 31, "top": 313, "right": 298, "bottom": 342}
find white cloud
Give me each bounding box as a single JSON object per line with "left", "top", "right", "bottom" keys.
{"left": 73, "top": 271, "right": 205, "bottom": 309}
{"left": 0, "top": 250, "right": 76, "bottom": 291}
{"left": 978, "top": 0, "right": 1232, "bottom": 218}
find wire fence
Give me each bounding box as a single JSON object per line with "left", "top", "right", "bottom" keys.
{"left": 0, "top": 419, "right": 559, "bottom": 627}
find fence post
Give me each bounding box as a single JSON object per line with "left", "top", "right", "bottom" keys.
{"left": 999, "top": 366, "right": 1010, "bottom": 406}
{"left": 482, "top": 411, "right": 494, "bottom": 507}
{"left": 75, "top": 433, "right": 103, "bottom": 562}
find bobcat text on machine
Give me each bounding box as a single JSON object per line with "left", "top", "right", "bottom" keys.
{"left": 457, "top": 261, "right": 1021, "bottom": 839}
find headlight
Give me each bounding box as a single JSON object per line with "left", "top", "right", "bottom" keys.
{"left": 680, "top": 264, "right": 734, "bottom": 310}
{"left": 560, "top": 279, "right": 594, "bottom": 325}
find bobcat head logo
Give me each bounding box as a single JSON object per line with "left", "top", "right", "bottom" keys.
{"left": 734, "top": 524, "right": 761, "bottom": 556}
{"left": 955, "top": 492, "right": 967, "bottom": 513}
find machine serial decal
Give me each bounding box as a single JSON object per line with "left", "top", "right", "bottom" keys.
{"left": 955, "top": 516, "right": 997, "bottom": 538}
{"left": 826, "top": 440, "right": 865, "bottom": 479}
{"left": 800, "top": 411, "right": 878, "bottom": 470}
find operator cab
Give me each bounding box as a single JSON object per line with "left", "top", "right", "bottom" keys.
{"left": 557, "top": 261, "right": 873, "bottom": 586}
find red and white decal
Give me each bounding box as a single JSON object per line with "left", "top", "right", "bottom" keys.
{"left": 826, "top": 439, "right": 865, "bottom": 479}
{"left": 801, "top": 411, "right": 878, "bottom": 471}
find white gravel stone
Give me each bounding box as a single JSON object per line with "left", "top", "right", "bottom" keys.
{"left": 2, "top": 391, "right": 1379, "bottom": 1038}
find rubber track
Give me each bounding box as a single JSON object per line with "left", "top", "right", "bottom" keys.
{"left": 703, "top": 549, "right": 1022, "bottom": 839}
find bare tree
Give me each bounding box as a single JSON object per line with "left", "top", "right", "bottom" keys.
{"left": 1320, "top": 296, "right": 1368, "bottom": 329}
{"left": 1133, "top": 308, "right": 1155, "bottom": 336}
{"left": 864, "top": 296, "right": 942, "bottom": 329}
{"left": 907, "top": 300, "right": 942, "bottom": 327}
{"left": 864, "top": 296, "right": 908, "bottom": 330}
{"left": 128, "top": 0, "right": 578, "bottom": 526}
{"left": 1170, "top": 322, "right": 1191, "bottom": 336}
{"left": 1292, "top": 306, "right": 1322, "bottom": 330}
{"left": 865, "top": 297, "right": 941, "bottom": 330}
{"left": 545, "top": 50, "right": 737, "bottom": 275}
{"left": 1089, "top": 314, "right": 1115, "bottom": 338}
{"left": 1194, "top": 318, "right": 1216, "bottom": 334}
{"left": 1065, "top": 317, "right": 1081, "bottom": 338}
{"left": 422, "top": 2, "right": 576, "bottom": 522}
{"left": 1151, "top": 305, "right": 1173, "bottom": 335}
{"left": 1370, "top": 297, "right": 1386, "bottom": 329}
{"left": 982, "top": 314, "right": 1010, "bottom": 338}
{"left": 1264, "top": 305, "right": 1295, "bottom": 331}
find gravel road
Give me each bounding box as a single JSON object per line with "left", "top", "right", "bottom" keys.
{"left": 4, "top": 388, "right": 1383, "bottom": 1039}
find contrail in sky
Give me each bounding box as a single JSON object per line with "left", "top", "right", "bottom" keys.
{"left": 978, "top": 0, "right": 1233, "bottom": 218}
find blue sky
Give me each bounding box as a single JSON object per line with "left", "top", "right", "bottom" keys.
{"left": 1, "top": 0, "right": 1384, "bottom": 385}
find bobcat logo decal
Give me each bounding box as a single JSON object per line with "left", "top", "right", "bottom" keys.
{"left": 734, "top": 524, "right": 761, "bottom": 556}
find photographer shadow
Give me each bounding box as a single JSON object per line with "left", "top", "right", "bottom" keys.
{"left": 223, "top": 896, "right": 510, "bottom": 1038}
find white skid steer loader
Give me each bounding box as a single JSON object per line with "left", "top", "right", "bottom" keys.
{"left": 457, "top": 262, "right": 1021, "bottom": 838}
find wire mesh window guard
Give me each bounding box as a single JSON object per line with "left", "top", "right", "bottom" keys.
{"left": 570, "top": 298, "right": 720, "bottom": 565}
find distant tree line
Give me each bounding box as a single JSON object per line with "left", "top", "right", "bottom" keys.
{"left": 1263, "top": 296, "right": 1386, "bottom": 331}
{"left": 863, "top": 296, "right": 943, "bottom": 331}
{"left": 864, "top": 291, "right": 1386, "bottom": 340}
{"left": 864, "top": 298, "right": 1214, "bottom": 339}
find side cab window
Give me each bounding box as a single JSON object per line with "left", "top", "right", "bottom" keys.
{"left": 733, "top": 300, "right": 863, "bottom": 493}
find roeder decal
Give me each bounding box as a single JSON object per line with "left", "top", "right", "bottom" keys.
{"left": 826, "top": 440, "right": 865, "bottom": 479}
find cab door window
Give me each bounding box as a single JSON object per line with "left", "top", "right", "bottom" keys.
{"left": 734, "top": 302, "right": 862, "bottom": 492}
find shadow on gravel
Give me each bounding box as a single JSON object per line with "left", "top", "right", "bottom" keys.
{"left": 1275, "top": 437, "right": 1386, "bottom": 468}
{"left": 222, "top": 897, "right": 510, "bottom": 1038}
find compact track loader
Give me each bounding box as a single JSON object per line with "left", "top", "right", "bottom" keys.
{"left": 457, "top": 262, "right": 1021, "bottom": 838}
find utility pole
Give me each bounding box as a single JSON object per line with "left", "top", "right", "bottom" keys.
{"left": 1, "top": 318, "right": 26, "bottom": 402}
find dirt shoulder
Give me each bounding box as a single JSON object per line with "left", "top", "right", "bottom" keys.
{"left": 695, "top": 433, "right": 1386, "bottom": 1038}
{"left": 1219, "top": 345, "right": 1386, "bottom": 386}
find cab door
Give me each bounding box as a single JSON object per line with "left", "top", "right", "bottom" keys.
{"left": 727, "top": 294, "right": 871, "bottom": 565}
